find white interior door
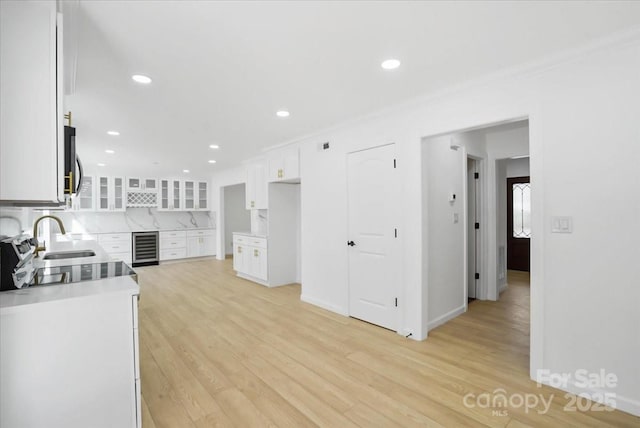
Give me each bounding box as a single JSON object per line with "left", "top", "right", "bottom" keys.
{"left": 347, "top": 144, "right": 398, "bottom": 330}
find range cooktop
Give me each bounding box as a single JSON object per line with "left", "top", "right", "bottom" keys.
{"left": 31, "top": 261, "right": 137, "bottom": 286}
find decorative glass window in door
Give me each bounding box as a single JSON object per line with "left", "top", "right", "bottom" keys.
{"left": 512, "top": 183, "right": 531, "bottom": 238}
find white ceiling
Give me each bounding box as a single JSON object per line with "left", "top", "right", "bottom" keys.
{"left": 67, "top": 1, "right": 640, "bottom": 178}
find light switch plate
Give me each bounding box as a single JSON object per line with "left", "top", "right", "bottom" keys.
{"left": 551, "top": 216, "right": 573, "bottom": 233}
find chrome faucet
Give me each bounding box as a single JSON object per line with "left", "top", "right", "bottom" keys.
{"left": 32, "top": 215, "right": 67, "bottom": 257}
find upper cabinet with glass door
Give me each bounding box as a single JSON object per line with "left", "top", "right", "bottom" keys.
{"left": 197, "top": 181, "right": 208, "bottom": 211}
{"left": 184, "top": 180, "right": 195, "bottom": 211}
{"left": 96, "top": 176, "right": 125, "bottom": 212}
{"left": 158, "top": 179, "right": 208, "bottom": 211}
{"left": 126, "top": 177, "right": 158, "bottom": 193}
{"left": 158, "top": 179, "right": 184, "bottom": 211}
{"left": 71, "top": 175, "right": 95, "bottom": 211}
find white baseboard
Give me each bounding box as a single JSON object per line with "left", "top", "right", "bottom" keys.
{"left": 427, "top": 305, "right": 466, "bottom": 331}
{"left": 538, "top": 378, "right": 640, "bottom": 417}
{"left": 300, "top": 294, "right": 348, "bottom": 316}
{"left": 614, "top": 394, "right": 640, "bottom": 417}
{"left": 236, "top": 272, "right": 269, "bottom": 287}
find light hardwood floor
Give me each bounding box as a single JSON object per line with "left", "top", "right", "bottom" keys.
{"left": 136, "top": 261, "right": 638, "bottom": 427}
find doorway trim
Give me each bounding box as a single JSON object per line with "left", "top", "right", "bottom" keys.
{"left": 463, "top": 153, "right": 486, "bottom": 306}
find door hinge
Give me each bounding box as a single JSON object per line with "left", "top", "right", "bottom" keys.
{"left": 475, "top": 272, "right": 480, "bottom": 280}
{"left": 475, "top": 222, "right": 480, "bottom": 229}
{"left": 393, "top": 159, "right": 397, "bottom": 168}
{"left": 474, "top": 172, "right": 479, "bottom": 179}
{"left": 394, "top": 228, "right": 397, "bottom": 238}
{"left": 395, "top": 298, "right": 398, "bottom": 307}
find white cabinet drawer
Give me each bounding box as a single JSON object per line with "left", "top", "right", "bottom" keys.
{"left": 233, "top": 234, "right": 266, "bottom": 247}
{"left": 160, "top": 230, "right": 186, "bottom": 239}
{"left": 160, "top": 248, "right": 186, "bottom": 261}
{"left": 186, "top": 229, "right": 214, "bottom": 238}
{"left": 98, "top": 233, "right": 131, "bottom": 243}
{"left": 248, "top": 237, "right": 267, "bottom": 248}
{"left": 233, "top": 235, "right": 247, "bottom": 244}
{"left": 102, "top": 242, "right": 131, "bottom": 253}
{"left": 160, "top": 237, "right": 186, "bottom": 249}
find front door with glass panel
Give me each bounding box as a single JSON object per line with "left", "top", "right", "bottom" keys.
{"left": 507, "top": 176, "right": 530, "bottom": 271}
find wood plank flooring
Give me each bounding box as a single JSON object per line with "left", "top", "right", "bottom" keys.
{"left": 136, "top": 261, "right": 639, "bottom": 427}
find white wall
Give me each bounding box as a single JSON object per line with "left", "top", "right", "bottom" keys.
{"left": 507, "top": 157, "right": 530, "bottom": 177}
{"left": 212, "top": 33, "right": 640, "bottom": 415}
{"left": 223, "top": 183, "right": 250, "bottom": 255}
{"left": 423, "top": 135, "right": 465, "bottom": 328}
{"left": 0, "top": 207, "right": 33, "bottom": 236}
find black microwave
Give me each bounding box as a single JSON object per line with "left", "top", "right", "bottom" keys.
{"left": 64, "top": 125, "right": 83, "bottom": 196}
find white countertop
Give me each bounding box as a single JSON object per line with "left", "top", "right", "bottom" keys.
{"left": 233, "top": 231, "right": 268, "bottom": 238}
{"left": 0, "top": 238, "right": 139, "bottom": 312}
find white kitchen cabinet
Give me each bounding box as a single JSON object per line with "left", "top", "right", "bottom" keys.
{"left": 0, "top": 1, "right": 65, "bottom": 204}
{"left": 181, "top": 180, "right": 209, "bottom": 211}
{"left": 186, "top": 229, "right": 215, "bottom": 257}
{"left": 71, "top": 175, "right": 95, "bottom": 211}
{"left": 246, "top": 163, "right": 268, "bottom": 209}
{"left": 159, "top": 230, "right": 187, "bottom": 261}
{"left": 233, "top": 239, "right": 248, "bottom": 273}
{"left": 98, "top": 232, "right": 132, "bottom": 265}
{"left": 0, "top": 279, "right": 140, "bottom": 428}
{"left": 268, "top": 147, "right": 300, "bottom": 183}
{"left": 183, "top": 180, "right": 196, "bottom": 210}
{"left": 126, "top": 177, "right": 157, "bottom": 192}
{"left": 248, "top": 245, "right": 268, "bottom": 280}
{"left": 158, "top": 179, "right": 183, "bottom": 211}
{"left": 232, "top": 233, "right": 268, "bottom": 283}
{"left": 197, "top": 181, "right": 209, "bottom": 210}
{"left": 97, "top": 176, "right": 126, "bottom": 212}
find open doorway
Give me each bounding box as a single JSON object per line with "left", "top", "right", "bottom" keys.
{"left": 222, "top": 183, "right": 250, "bottom": 258}
{"left": 422, "top": 118, "right": 530, "bottom": 331}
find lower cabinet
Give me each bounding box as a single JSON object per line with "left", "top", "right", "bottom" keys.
{"left": 98, "top": 232, "right": 132, "bottom": 265}
{"left": 186, "top": 229, "right": 215, "bottom": 258}
{"left": 232, "top": 233, "right": 268, "bottom": 282}
{"left": 160, "top": 229, "right": 215, "bottom": 261}
{"left": 159, "top": 230, "right": 187, "bottom": 261}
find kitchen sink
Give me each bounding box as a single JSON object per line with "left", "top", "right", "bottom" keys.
{"left": 42, "top": 250, "right": 96, "bottom": 260}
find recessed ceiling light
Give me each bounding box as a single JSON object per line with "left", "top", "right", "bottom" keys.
{"left": 97, "top": 163, "right": 106, "bottom": 167}
{"left": 209, "top": 144, "right": 220, "bottom": 149}
{"left": 183, "top": 169, "right": 190, "bottom": 173}
{"left": 381, "top": 59, "right": 401, "bottom": 70}
{"left": 208, "top": 160, "right": 217, "bottom": 164}
{"left": 107, "top": 131, "right": 120, "bottom": 136}
{"left": 276, "top": 110, "right": 290, "bottom": 118}
{"left": 105, "top": 149, "right": 115, "bottom": 154}
{"left": 131, "top": 74, "right": 152, "bottom": 84}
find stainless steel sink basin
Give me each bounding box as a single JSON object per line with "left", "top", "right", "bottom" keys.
{"left": 42, "top": 250, "right": 96, "bottom": 260}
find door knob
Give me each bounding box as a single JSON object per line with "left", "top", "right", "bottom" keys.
{"left": 347, "top": 241, "right": 356, "bottom": 247}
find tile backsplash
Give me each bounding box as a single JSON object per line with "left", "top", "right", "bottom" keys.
{"left": 49, "top": 208, "right": 215, "bottom": 234}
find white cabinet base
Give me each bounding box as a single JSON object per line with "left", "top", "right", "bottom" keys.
{"left": 236, "top": 271, "right": 272, "bottom": 287}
